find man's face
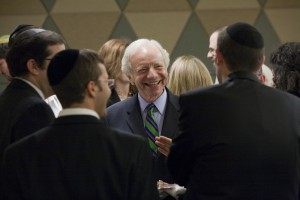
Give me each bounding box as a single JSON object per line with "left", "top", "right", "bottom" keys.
{"left": 0, "top": 58, "right": 12, "bottom": 81}
{"left": 207, "top": 32, "right": 218, "bottom": 61}
{"left": 40, "top": 44, "right": 66, "bottom": 98}
{"left": 129, "top": 44, "right": 168, "bottom": 103}
{"left": 208, "top": 32, "right": 223, "bottom": 83}
{"left": 96, "top": 63, "right": 111, "bottom": 117}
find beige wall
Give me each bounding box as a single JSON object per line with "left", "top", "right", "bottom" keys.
{"left": 1, "top": 0, "right": 300, "bottom": 92}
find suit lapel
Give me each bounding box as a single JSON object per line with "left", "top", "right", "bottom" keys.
{"left": 126, "top": 96, "right": 146, "bottom": 138}
{"left": 125, "top": 90, "right": 180, "bottom": 139}
{"left": 161, "top": 91, "right": 180, "bottom": 138}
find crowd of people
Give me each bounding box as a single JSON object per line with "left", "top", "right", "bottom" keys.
{"left": 0, "top": 22, "right": 299, "bottom": 200}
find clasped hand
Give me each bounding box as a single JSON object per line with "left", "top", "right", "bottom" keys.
{"left": 155, "top": 136, "right": 172, "bottom": 157}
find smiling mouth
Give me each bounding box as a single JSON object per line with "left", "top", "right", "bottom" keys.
{"left": 145, "top": 80, "right": 161, "bottom": 86}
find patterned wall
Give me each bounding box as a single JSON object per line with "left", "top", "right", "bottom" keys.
{"left": 1, "top": 0, "right": 300, "bottom": 92}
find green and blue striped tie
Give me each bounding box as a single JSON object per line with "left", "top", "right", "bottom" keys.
{"left": 145, "top": 103, "right": 159, "bottom": 158}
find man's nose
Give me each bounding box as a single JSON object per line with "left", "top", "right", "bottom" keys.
{"left": 147, "top": 67, "right": 158, "bottom": 78}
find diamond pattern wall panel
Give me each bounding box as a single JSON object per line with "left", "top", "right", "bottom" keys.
{"left": 196, "top": 0, "right": 261, "bottom": 35}
{"left": 264, "top": 8, "right": 300, "bottom": 42}
{"left": 125, "top": 0, "right": 191, "bottom": 11}
{"left": 255, "top": 10, "right": 281, "bottom": 66}
{"left": 51, "top": 12, "right": 120, "bottom": 50}
{"left": 125, "top": 11, "right": 191, "bottom": 54}
{"left": 171, "top": 13, "right": 212, "bottom": 75}
{"left": 0, "top": 0, "right": 47, "bottom": 14}
{"left": 51, "top": 0, "right": 120, "bottom": 13}
{"left": 1, "top": 0, "right": 300, "bottom": 93}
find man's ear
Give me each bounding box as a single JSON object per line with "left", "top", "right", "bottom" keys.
{"left": 215, "top": 49, "right": 223, "bottom": 65}
{"left": 259, "top": 74, "right": 266, "bottom": 84}
{"left": 27, "top": 59, "right": 39, "bottom": 75}
{"left": 128, "top": 74, "right": 135, "bottom": 85}
{"left": 86, "top": 81, "right": 100, "bottom": 98}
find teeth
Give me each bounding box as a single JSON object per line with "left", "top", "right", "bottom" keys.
{"left": 147, "top": 81, "right": 159, "bottom": 85}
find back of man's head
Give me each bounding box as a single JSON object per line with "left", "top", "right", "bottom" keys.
{"left": 48, "top": 49, "right": 104, "bottom": 108}
{"left": 217, "top": 22, "right": 265, "bottom": 72}
{"left": 6, "top": 26, "right": 65, "bottom": 77}
{"left": 8, "top": 24, "right": 36, "bottom": 48}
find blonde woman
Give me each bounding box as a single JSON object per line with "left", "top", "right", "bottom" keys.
{"left": 168, "top": 55, "right": 213, "bottom": 95}
{"left": 99, "top": 39, "right": 135, "bottom": 107}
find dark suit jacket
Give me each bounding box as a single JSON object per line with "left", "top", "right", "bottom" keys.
{"left": 107, "top": 88, "right": 121, "bottom": 107}
{"left": 168, "top": 71, "right": 300, "bottom": 200}
{"left": 0, "top": 79, "right": 55, "bottom": 164}
{"left": 105, "top": 88, "right": 180, "bottom": 184}
{"left": 2, "top": 115, "right": 159, "bottom": 200}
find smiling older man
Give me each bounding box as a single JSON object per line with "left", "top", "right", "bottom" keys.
{"left": 105, "top": 39, "right": 180, "bottom": 199}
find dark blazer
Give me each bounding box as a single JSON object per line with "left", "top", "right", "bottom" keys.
{"left": 2, "top": 115, "right": 159, "bottom": 200}
{"left": 0, "top": 79, "right": 55, "bottom": 163}
{"left": 168, "top": 71, "right": 300, "bottom": 200}
{"left": 107, "top": 88, "right": 121, "bottom": 107}
{"left": 105, "top": 88, "right": 180, "bottom": 184}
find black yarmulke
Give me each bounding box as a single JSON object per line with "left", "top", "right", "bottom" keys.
{"left": 226, "top": 22, "right": 264, "bottom": 48}
{"left": 8, "top": 24, "right": 36, "bottom": 47}
{"left": 48, "top": 49, "right": 80, "bottom": 86}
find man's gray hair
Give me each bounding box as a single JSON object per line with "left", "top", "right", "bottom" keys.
{"left": 121, "top": 39, "right": 170, "bottom": 75}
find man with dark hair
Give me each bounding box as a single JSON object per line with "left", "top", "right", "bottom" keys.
{"left": 270, "top": 42, "right": 300, "bottom": 98}
{"left": 2, "top": 49, "right": 159, "bottom": 200}
{"left": 0, "top": 26, "right": 66, "bottom": 168}
{"left": 168, "top": 22, "right": 300, "bottom": 199}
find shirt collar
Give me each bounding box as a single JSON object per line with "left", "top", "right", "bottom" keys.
{"left": 58, "top": 108, "right": 100, "bottom": 119}
{"left": 15, "top": 77, "right": 45, "bottom": 99}
{"left": 138, "top": 88, "right": 167, "bottom": 114}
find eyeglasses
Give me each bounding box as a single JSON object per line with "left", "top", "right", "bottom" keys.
{"left": 107, "top": 79, "right": 115, "bottom": 87}
{"left": 99, "top": 79, "right": 115, "bottom": 88}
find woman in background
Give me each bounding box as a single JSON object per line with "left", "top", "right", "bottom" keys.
{"left": 168, "top": 55, "right": 213, "bottom": 95}
{"left": 270, "top": 42, "right": 300, "bottom": 98}
{"left": 99, "top": 39, "right": 135, "bottom": 106}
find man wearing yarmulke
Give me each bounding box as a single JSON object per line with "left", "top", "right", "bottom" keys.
{"left": 2, "top": 49, "right": 159, "bottom": 200}
{"left": 0, "top": 24, "right": 65, "bottom": 183}
{"left": 168, "top": 22, "right": 300, "bottom": 199}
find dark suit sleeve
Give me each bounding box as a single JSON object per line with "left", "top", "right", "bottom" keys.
{"left": 129, "top": 138, "right": 159, "bottom": 200}
{"left": 167, "top": 95, "right": 196, "bottom": 186}
{"left": 11, "top": 102, "right": 55, "bottom": 142}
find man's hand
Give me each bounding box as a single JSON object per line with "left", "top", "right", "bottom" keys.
{"left": 157, "top": 180, "right": 186, "bottom": 199}
{"left": 155, "top": 136, "right": 172, "bottom": 157}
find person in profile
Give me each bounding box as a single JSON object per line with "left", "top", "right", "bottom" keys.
{"left": 0, "top": 25, "right": 66, "bottom": 185}
{"left": 168, "top": 22, "right": 300, "bottom": 200}
{"left": 2, "top": 49, "right": 159, "bottom": 200}
{"left": 0, "top": 25, "right": 63, "bottom": 117}
{"left": 98, "top": 38, "right": 135, "bottom": 107}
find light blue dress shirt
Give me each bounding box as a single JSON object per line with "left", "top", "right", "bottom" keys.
{"left": 138, "top": 89, "right": 167, "bottom": 135}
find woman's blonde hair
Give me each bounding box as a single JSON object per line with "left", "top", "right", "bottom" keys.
{"left": 168, "top": 55, "right": 213, "bottom": 95}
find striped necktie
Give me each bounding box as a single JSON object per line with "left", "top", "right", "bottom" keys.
{"left": 145, "top": 103, "right": 159, "bottom": 158}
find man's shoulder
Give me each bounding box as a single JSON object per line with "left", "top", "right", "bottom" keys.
{"left": 107, "top": 95, "right": 137, "bottom": 112}
{"left": 109, "top": 126, "right": 144, "bottom": 140}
